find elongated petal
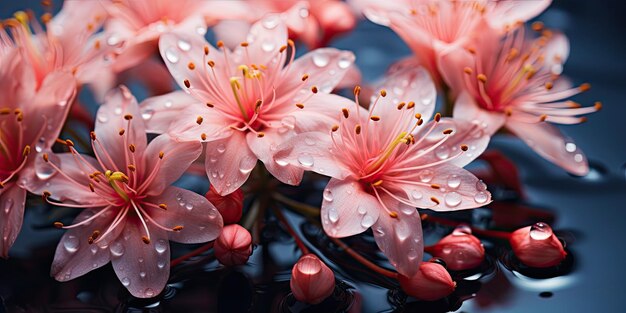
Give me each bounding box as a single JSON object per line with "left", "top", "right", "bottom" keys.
{"left": 145, "top": 186, "right": 223, "bottom": 244}
{"left": 246, "top": 130, "right": 303, "bottom": 186}
{"left": 110, "top": 220, "right": 170, "bottom": 298}
{"left": 0, "top": 184, "right": 25, "bottom": 258}
{"left": 204, "top": 133, "right": 257, "bottom": 195}
{"left": 453, "top": 92, "right": 506, "bottom": 136}
{"left": 235, "top": 14, "right": 287, "bottom": 67}
{"left": 166, "top": 106, "right": 232, "bottom": 142}
{"left": 274, "top": 132, "right": 352, "bottom": 180}
{"left": 94, "top": 86, "right": 147, "bottom": 171}
{"left": 389, "top": 164, "right": 491, "bottom": 212}
{"left": 506, "top": 120, "right": 588, "bottom": 176}
{"left": 293, "top": 93, "right": 355, "bottom": 133}
{"left": 142, "top": 134, "right": 202, "bottom": 195}
{"left": 372, "top": 201, "right": 423, "bottom": 276}
{"left": 487, "top": 0, "right": 552, "bottom": 29}
{"left": 140, "top": 91, "right": 200, "bottom": 134}
{"left": 543, "top": 32, "right": 570, "bottom": 66}
{"left": 321, "top": 178, "right": 380, "bottom": 238}
{"left": 437, "top": 47, "right": 474, "bottom": 96}
{"left": 51, "top": 209, "right": 114, "bottom": 281}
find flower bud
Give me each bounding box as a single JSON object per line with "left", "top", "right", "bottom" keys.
{"left": 290, "top": 254, "right": 335, "bottom": 304}
{"left": 205, "top": 185, "right": 243, "bottom": 225}
{"left": 214, "top": 224, "right": 252, "bottom": 266}
{"left": 428, "top": 226, "right": 485, "bottom": 271}
{"left": 398, "top": 262, "right": 456, "bottom": 301}
{"left": 509, "top": 222, "right": 566, "bottom": 268}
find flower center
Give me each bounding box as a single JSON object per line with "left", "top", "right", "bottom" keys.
{"left": 105, "top": 170, "right": 131, "bottom": 202}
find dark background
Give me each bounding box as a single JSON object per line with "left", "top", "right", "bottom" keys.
{"left": 1, "top": 1, "right": 625, "bottom": 312}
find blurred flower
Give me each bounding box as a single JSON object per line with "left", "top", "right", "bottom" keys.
{"left": 509, "top": 222, "right": 566, "bottom": 268}
{"left": 142, "top": 15, "right": 356, "bottom": 195}
{"left": 398, "top": 261, "right": 456, "bottom": 301}
{"left": 276, "top": 67, "right": 491, "bottom": 276}
{"left": 205, "top": 185, "right": 244, "bottom": 225}
{"left": 214, "top": 224, "right": 252, "bottom": 266}
{"left": 352, "top": 0, "right": 551, "bottom": 85}
{"left": 290, "top": 254, "right": 335, "bottom": 304}
{"left": 25, "top": 86, "right": 223, "bottom": 298}
{"left": 439, "top": 23, "right": 599, "bottom": 175}
{"left": 427, "top": 225, "right": 485, "bottom": 271}
{"left": 0, "top": 38, "right": 76, "bottom": 257}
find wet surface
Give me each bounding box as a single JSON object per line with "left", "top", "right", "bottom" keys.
{"left": 1, "top": 0, "right": 626, "bottom": 312}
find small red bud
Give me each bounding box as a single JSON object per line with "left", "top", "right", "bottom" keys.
{"left": 398, "top": 262, "right": 456, "bottom": 301}
{"left": 509, "top": 222, "right": 566, "bottom": 268}
{"left": 205, "top": 185, "right": 243, "bottom": 225}
{"left": 214, "top": 224, "right": 252, "bottom": 266}
{"left": 290, "top": 254, "right": 335, "bottom": 304}
{"left": 428, "top": 226, "right": 485, "bottom": 271}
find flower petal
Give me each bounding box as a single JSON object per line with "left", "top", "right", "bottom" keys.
{"left": 274, "top": 132, "right": 352, "bottom": 180}
{"left": 453, "top": 92, "right": 506, "bottom": 136}
{"left": 140, "top": 91, "right": 200, "bottom": 134}
{"left": 321, "top": 178, "right": 380, "bottom": 238}
{"left": 94, "top": 86, "right": 147, "bottom": 171}
{"left": 437, "top": 46, "right": 474, "bottom": 96}
{"left": 204, "top": 133, "right": 257, "bottom": 195}
{"left": 110, "top": 220, "right": 170, "bottom": 298}
{"left": 246, "top": 130, "right": 303, "bottom": 186}
{"left": 166, "top": 105, "right": 232, "bottom": 142}
{"left": 0, "top": 184, "right": 26, "bottom": 258}
{"left": 292, "top": 93, "right": 355, "bottom": 133}
{"left": 234, "top": 14, "right": 288, "bottom": 67}
{"left": 142, "top": 134, "right": 202, "bottom": 196}
{"left": 388, "top": 164, "right": 491, "bottom": 212}
{"left": 51, "top": 209, "right": 114, "bottom": 281}
{"left": 506, "top": 120, "right": 588, "bottom": 176}
{"left": 372, "top": 201, "right": 423, "bottom": 276}
{"left": 145, "top": 186, "right": 223, "bottom": 244}
{"left": 487, "top": 0, "right": 552, "bottom": 29}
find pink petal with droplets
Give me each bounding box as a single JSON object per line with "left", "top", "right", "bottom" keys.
{"left": 0, "top": 184, "right": 26, "bottom": 258}
{"left": 140, "top": 91, "right": 200, "bottom": 134}
{"left": 204, "top": 133, "right": 257, "bottom": 196}
{"left": 321, "top": 178, "right": 380, "bottom": 238}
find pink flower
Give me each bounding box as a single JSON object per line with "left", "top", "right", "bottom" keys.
{"left": 426, "top": 226, "right": 485, "bottom": 271}
{"left": 0, "top": 35, "right": 77, "bottom": 257}
{"left": 101, "top": 0, "right": 248, "bottom": 71}
{"left": 398, "top": 261, "right": 456, "bottom": 301}
{"left": 439, "top": 23, "right": 599, "bottom": 175}
{"left": 509, "top": 222, "right": 566, "bottom": 268}
{"left": 354, "top": 0, "right": 551, "bottom": 84}
{"left": 214, "top": 224, "right": 252, "bottom": 266}
{"left": 141, "top": 16, "right": 356, "bottom": 195}
{"left": 24, "top": 86, "right": 223, "bottom": 298}
{"left": 205, "top": 185, "right": 244, "bottom": 225}
{"left": 5, "top": 8, "right": 117, "bottom": 92}
{"left": 290, "top": 254, "right": 335, "bottom": 304}
{"left": 275, "top": 67, "right": 491, "bottom": 276}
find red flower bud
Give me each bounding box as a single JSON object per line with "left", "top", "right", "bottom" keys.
{"left": 205, "top": 185, "right": 243, "bottom": 225}
{"left": 214, "top": 224, "right": 252, "bottom": 266}
{"left": 290, "top": 254, "right": 335, "bottom": 304}
{"left": 399, "top": 262, "right": 456, "bottom": 301}
{"left": 509, "top": 222, "right": 566, "bottom": 268}
{"left": 428, "top": 226, "right": 485, "bottom": 271}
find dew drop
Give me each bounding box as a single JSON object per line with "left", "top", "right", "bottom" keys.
{"left": 239, "top": 156, "right": 256, "bottom": 175}
{"left": 312, "top": 52, "right": 330, "bottom": 67}
{"left": 297, "top": 153, "right": 314, "bottom": 167}
{"left": 262, "top": 16, "right": 279, "bottom": 29}
{"left": 216, "top": 144, "right": 226, "bottom": 153}
{"left": 476, "top": 180, "right": 487, "bottom": 191}
{"left": 110, "top": 242, "right": 125, "bottom": 257}
{"left": 196, "top": 26, "right": 207, "bottom": 35}
{"left": 435, "top": 145, "right": 450, "bottom": 159}
{"left": 474, "top": 191, "right": 488, "bottom": 204}
{"left": 357, "top": 206, "right": 367, "bottom": 215}
{"left": 63, "top": 235, "right": 79, "bottom": 253}
{"left": 121, "top": 277, "right": 130, "bottom": 286}
{"left": 275, "top": 158, "right": 289, "bottom": 167}
{"left": 411, "top": 190, "right": 423, "bottom": 200}
{"left": 139, "top": 271, "right": 146, "bottom": 278}
{"left": 401, "top": 206, "right": 415, "bottom": 215}
{"left": 338, "top": 55, "right": 352, "bottom": 69}
{"left": 444, "top": 192, "right": 462, "bottom": 207}
{"left": 530, "top": 222, "right": 553, "bottom": 240}
{"left": 299, "top": 7, "right": 310, "bottom": 18}
{"left": 304, "top": 136, "right": 316, "bottom": 146}
{"left": 323, "top": 188, "right": 333, "bottom": 202}
{"left": 185, "top": 203, "right": 194, "bottom": 211}
{"left": 447, "top": 175, "right": 461, "bottom": 189}
{"left": 419, "top": 170, "right": 434, "bottom": 182}
{"left": 395, "top": 224, "right": 410, "bottom": 241}
{"left": 141, "top": 109, "right": 154, "bottom": 120}
{"left": 164, "top": 100, "right": 173, "bottom": 108}
{"left": 407, "top": 249, "right": 419, "bottom": 260}
{"left": 114, "top": 106, "right": 123, "bottom": 115}
{"left": 106, "top": 34, "right": 120, "bottom": 46}
{"left": 328, "top": 208, "right": 339, "bottom": 223}
{"left": 261, "top": 41, "right": 275, "bottom": 52}
{"left": 97, "top": 114, "right": 109, "bottom": 123}
{"left": 361, "top": 215, "right": 375, "bottom": 228}
{"left": 374, "top": 226, "right": 385, "bottom": 236}
{"left": 90, "top": 245, "right": 98, "bottom": 255}
{"left": 281, "top": 116, "right": 296, "bottom": 129}
{"left": 164, "top": 47, "right": 180, "bottom": 63}
{"left": 157, "top": 261, "right": 166, "bottom": 269}
{"left": 177, "top": 39, "right": 191, "bottom": 51}
{"left": 36, "top": 161, "right": 56, "bottom": 180}
{"left": 35, "top": 136, "right": 46, "bottom": 153}
{"left": 574, "top": 153, "right": 584, "bottom": 163}
{"left": 155, "top": 239, "right": 167, "bottom": 254}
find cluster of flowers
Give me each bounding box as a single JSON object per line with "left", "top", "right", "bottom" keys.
{"left": 0, "top": 0, "right": 595, "bottom": 304}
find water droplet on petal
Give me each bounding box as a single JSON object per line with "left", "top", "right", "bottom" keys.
{"left": 261, "top": 41, "right": 275, "bottom": 52}
{"left": 312, "top": 52, "right": 330, "bottom": 67}
{"left": 411, "top": 190, "right": 423, "bottom": 200}
{"left": 239, "top": 157, "right": 256, "bottom": 175}
{"left": 216, "top": 144, "right": 226, "bottom": 153}
{"left": 435, "top": 145, "right": 450, "bottom": 159}
{"left": 444, "top": 192, "right": 462, "bottom": 207}
{"left": 401, "top": 206, "right": 415, "bottom": 215}
{"left": 361, "top": 215, "right": 375, "bottom": 228}
{"left": 530, "top": 222, "right": 553, "bottom": 240}
{"left": 338, "top": 55, "right": 352, "bottom": 69}
{"left": 297, "top": 153, "right": 314, "bottom": 167}
{"left": 281, "top": 116, "right": 296, "bottom": 129}
{"left": 164, "top": 47, "right": 180, "bottom": 63}
{"left": 155, "top": 239, "right": 167, "bottom": 254}
{"left": 106, "top": 34, "right": 119, "bottom": 46}
{"left": 328, "top": 208, "right": 339, "bottom": 223}
{"left": 157, "top": 261, "right": 166, "bottom": 269}
{"left": 262, "top": 16, "right": 279, "bottom": 29}
{"left": 63, "top": 235, "right": 79, "bottom": 253}
{"left": 121, "top": 277, "right": 130, "bottom": 286}
{"left": 139, "top": 271, "right": 146, "bottom": 278}
{"left": 185, "top": 203, "right": 193, "bottom": 210}
{"left": 35, "top": 136, "right": 46, "bottom": 153}
{"left": 196, "top": 26, "right": 207, "bottom": 35}
{"left": 275, "top": 158, "right": 288, "bottom": 167}
{"left": 90, "top": 245, "right": 98, "bottom": 255}
{"left": 299, "top": 7, "right": 310, "bottom": 18}
{"left": 395, "top": 224, "right": 410, "bottom": 241}
{"left": 357, "top": 206, "right": 367, "bottom": 215}
{"left": 323, "top": 188, "right": 333, "bottom": 202}
{"left": 141, "top": 109, "right": 154, "bottom": 120}
{"left": 177, "top": 39, "right": 191, "bottom": 51}
{"left": 97, "top": 114, "right": 109, "bottom": 123}
{"left": 419, "top": 170, "right": 434, "bottom": 182}
{"left": 447, "top": 175, "right": 461, "bottom": 189}
{"left": 474, "top": 191, "right": 488, "bottom": 204}
{"left": 407, "top": 249, "right": 419, "bottom": 260}
{"left": 145, "top": 288, "right": 155, "bottom": 297}
{"left": 110, "top": 242, "right": 125, "bottom": 257}
{"left": 476, "top": 180, "right": 487, "bottom": 191}
{"left": 304, "top": 136, "right": 316, "bottom": 146}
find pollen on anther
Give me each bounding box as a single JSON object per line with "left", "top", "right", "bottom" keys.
{"left": 372, "top": 180, "right": 383, "bottom": 186}
{"left": 464, "top": 67, "right": 473, "bottom": 75}
{"left": 53, "top": 222, "right": 64, "bottom": 228}
{"left": 141, "top": 236, "right": 151, "bottom": 244}
{"left": 389, "top": 211, "right": 398, "bottom": 218}
{"left": 595, "top": 102, "right": 603, "bottom": 110}
{"left": 380, "top": 89, "right": 387, "bottom": 97}
{"left": 206, "top": 102, "right": 214, "bottom": 108}
{"left": 65, "top": 139, "right": 75, "bottom": 147}
{"left": 311, "top": 86, "right": 318, "bottom": 93}
{"left": 545, "top": 81, "right": 554, "bottom": 90}
{"left": 184, "top": 79, "right": 191, "bottom": 88}
{"left": 207, "top": 60, "right": 215, "bottom": 67}
{"left": 331, "top": 125, "right": 339, "bottom": 132}
{"left": 301, "top": 74, "right": 309, "bottom": 81}
{"left": 354, "top": 86, "right": 361, "bottom": 96}
{"left": 187, "top": 62, "right": 196, "bottom": 70}
{"left": 129, "top": 144, "right": 136, "bottom": 153}
{"left": 415, "top": 113, "right": 422, "bottom": 119}
{"left": 118, "top": 128, "right": 125, "bottom": 136}
{"left": 127, "top": 164, "right": 136, "bottom": 172}
{"left": 430, "top": 197, "right": 440, "bottom": 205}
{"left": 90, "top": 131, "right": 96, "bottom": 140}
{"left": 443, "top": 128, "right": 453, "bottom": 135}
{"left": 355, "top": 125, "right": 361, "bottom": 135}
{"left": 89, "top": 183, "right": 95, "bottom": 192}
{"left": 295, "top": 103, "right": 304, "bottom": 109}
{"left": 201, "top": 133, "right": 207, "bottom": 140}
{"left": 397, "top": 102, "right": 406, "bottom": 110}
{"left": 257, "top": 132, "right": 265, "bottom": 138}
{"left": 532, "top": 21, "right": 544, "bottom": 31}
{"left": 407, "top": 101, "right": 415, "bottom": 109}
{"left": 431, "top": 184, "right": 441, "bottom": 189}
{"left": 43, "top": 191, "right": 51, "bottom": 200}
{"left": 159, "top": 203, "right": 168, "bottom": 210}
{"left": 279, "top": 45, "right": 287, "bottom": 53}
{"left": 460, "top": 144, "right": 469, "bottom": 151}
{"left": 240, "top": 42, "right": 249, "bottom": 47}
{"left": 477, "top": 74, "right": 487, "bottom": 83}
{"left": 42, "top": 153, "right": 49, "bottom": 162}
{"left": 22, "top": 145, "right": 31, "bottom": 156}
{"left": 579, "top": 83, "right": 591, "bottom": 92}
{"left": 159, "top": 151, "right": 164, "bottom": 159}
{"left": 370, "top": 115, "right": 380, "bottom": 121}
{"left": 540, "top": 114, "right": 548, "bottom": 121}
{"left": 196, "top": 116, "right": 203, "bottom": 125}
{"left": 217, "top": 40, "right": 224, "bottom": 48}
{"left": 124, "top": 114, "right": 133, "bottom": 120}
{"left": 172, "top": 226, "right": 184, "bottom": 231}
{"left": 342, "top": 108, "right": 349, "bottom": 118}
{"left": 434, "top": 113, "right": 441, "bottom": 122}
